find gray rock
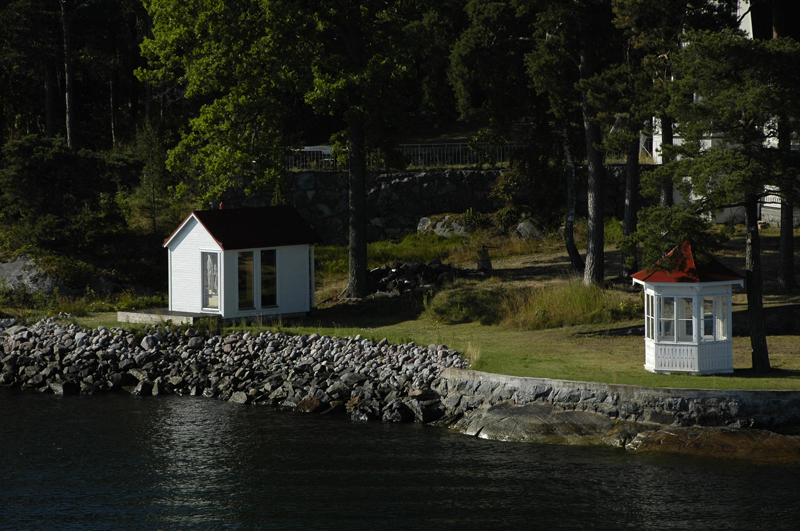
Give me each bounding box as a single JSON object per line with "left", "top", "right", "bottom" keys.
{"left": 516, "top": 220, "right": 543, "bottom": 239}
{"left": 132, "top": 380, "right": 153, "bottom": 396}
{"left": 187, "top": 336, "right": 205, "bottom": 349}
{"left": 229, "top": 391, "right": 250, "bottom": 404}
{"left": 141, "top": 336, "right": 157, "bottom": 350}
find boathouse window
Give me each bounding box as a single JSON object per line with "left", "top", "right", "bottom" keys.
{"left": 238, "top": 251, "right": 254, "bottom": 310}
{"left": 202, "top": 252, "right": 219, "bottom": 310}
{"left": 261, "top": 250, "right": 277, "bottom": 307}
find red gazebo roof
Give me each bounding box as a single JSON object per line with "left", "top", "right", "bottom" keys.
{"left": 631, "top": 241, "right": 743, "bottom": 284}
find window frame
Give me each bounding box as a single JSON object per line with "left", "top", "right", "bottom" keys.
{"left": 201, "top": 251, "right": 221, "bottom": 311}
{"left": 238, "top": 251, "right": 255, "bottom": 310}
{"left": 260, "top": 249, "right": 277, "bottom": 308}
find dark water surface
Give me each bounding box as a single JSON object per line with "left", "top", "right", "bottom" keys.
{"left": 1, "top": 388, "right": 799, "bottom": 531}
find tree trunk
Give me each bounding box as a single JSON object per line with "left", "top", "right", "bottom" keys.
{"left": 622, "top": 136, "right": 640, "bottom": 277}
{"left": 110, "top": 79, "right": 117, "bottom": 147}
{"left": 579, "top": 23, "right": 604, "bottom": 287}
{"left": 45, "top": 60, "right": 55, "bottom": 138}
{"left": 778, "top": 189, "right": 796, "bottom": 291}
{"left": 561, "top": 124, "right": 584, "bottom": 272}
{"left": 60, "top": 0, "right": 75, "bottom": 149}
{"left": 344, "top": 22, "right": 368, "bottom": 298}
{"left": 659, "top": 114, "right": 673, "bottom": 207}
{"left": 345, "top": 118, "right": 368, "bottom": 298}
{"left": 744, "top": 193, "right": 770, "bottom": 372}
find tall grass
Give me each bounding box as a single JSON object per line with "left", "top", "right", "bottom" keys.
{"left": 425, "top": 279, "right": 642, "bottom": 330}
{"left": 500, "top": 280, "right": 641, "bottom": 329}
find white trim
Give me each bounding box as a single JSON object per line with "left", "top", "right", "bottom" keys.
{"left": 633, "top": 278, "right": 743, "bottom": 289}
{"left": 163, "top": 213, "right": 200, "bottom": 249}
{"left": 309, "top": 245, "right": 316, "bottom": 309}
{"left": 167, "top": 250, "right": 173, "bottom": 311}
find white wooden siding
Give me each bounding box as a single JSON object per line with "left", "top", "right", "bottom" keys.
{"left": 277, "top": 245, "right": 311, "bottom": 314}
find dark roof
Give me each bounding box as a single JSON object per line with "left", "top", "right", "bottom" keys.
{"left": 631, "top": 241, "right": 743, "bottom": 284}
{"left": 164, "top": 205, "right": 319, "bottom": 250}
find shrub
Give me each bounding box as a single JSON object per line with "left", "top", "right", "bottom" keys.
{"left": 496, "top": 206, "right": 520, "bottom": 232}
{"left": 424, "top": 279, "right": 642, "bottom": 330}
{"left": 424, "top": 281, "right": 504, "bottom": 325}
{"left": 462, "top": 208, "right": 491, "bottom": 231}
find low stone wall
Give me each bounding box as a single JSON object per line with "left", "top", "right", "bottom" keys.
{"left": 434, "top": 368, "right": 800, "bottom": 431}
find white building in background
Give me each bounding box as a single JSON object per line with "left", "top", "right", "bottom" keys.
{"left": 650, "top": 0, "right": 800, "bottom": 226}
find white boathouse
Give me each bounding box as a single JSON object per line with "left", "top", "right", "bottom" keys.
{"left": 161, "top": 205, "right": 318, "bottom": 321}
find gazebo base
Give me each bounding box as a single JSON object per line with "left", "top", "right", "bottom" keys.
{"left": 645, "top": 364, "right": 734, "bottom": 376}
{"left": 645, "top": 341, "right": 734, "bottom": 376}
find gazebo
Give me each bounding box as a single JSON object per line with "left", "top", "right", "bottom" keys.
{"left": 631, "top": 242, "right": 744, "bottom": 375}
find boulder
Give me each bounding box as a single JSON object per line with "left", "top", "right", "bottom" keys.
{"left": 229, "top": 391, "right": 250, "bottom": 404}
{"left": 516, "top": 220, "right": 543, "bottom": 239}
{"left": 140, "top": 336, "right": 157, "bottom": 351}
{"left": 294, "top": 395, "right": 325, "bottom": 413}
{"left": 382, "top": 399, "right": 414, "bottom": 422}
{"left": 132, "top": 380, "right": 154, "bottom": 396}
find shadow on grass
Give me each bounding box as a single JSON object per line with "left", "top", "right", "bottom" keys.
{"left": 293, "top": 294, "right": 427, "bottom": 329}
{"left": 724, "top": 368, "right": 800, "bottom": 379}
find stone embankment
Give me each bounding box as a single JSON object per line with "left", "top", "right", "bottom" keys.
{"left": 431, "top": 369, "right": 800, "bottom": 465}
{"left": 0, "top": 317, "right": 467, "bottom": 422}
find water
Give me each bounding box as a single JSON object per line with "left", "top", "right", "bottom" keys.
{"left": 2, "top": 388, "right": 799, "bottom": 530}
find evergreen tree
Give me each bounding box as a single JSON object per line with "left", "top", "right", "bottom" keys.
{"left": 632, "top": 29, "right": 800, "bottom": 372}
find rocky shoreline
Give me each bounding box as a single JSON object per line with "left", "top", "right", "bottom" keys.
{"left": 0, "top": 317, "right": 466, "bottom": 423}
{"left": 4, "top": 317, "right": 800, "bottom": 465}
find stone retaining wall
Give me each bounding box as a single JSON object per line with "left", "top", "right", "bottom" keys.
{"left": 231, "top": 165, "right": 655, "bottom": 245}
{"left": 435, "top": 368, "right": 800, "bottom": 431}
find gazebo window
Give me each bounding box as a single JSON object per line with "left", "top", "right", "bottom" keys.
{"left": 660, "top": 296, "right": 675, "bottom": 341}
{"left": 260, "top": 250, "right": 277, "bottom": 307}
{"left": 716, "top": 296, "right": 728, "bottom": 340}
{"left": 645, "top": 293, "right": 655, "bottom": 340}
{"left": 702, "top": 297, "right": 714, "bottom": 339}
{"left": 677, "top": 297, "right": 693, "bottom": 342}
